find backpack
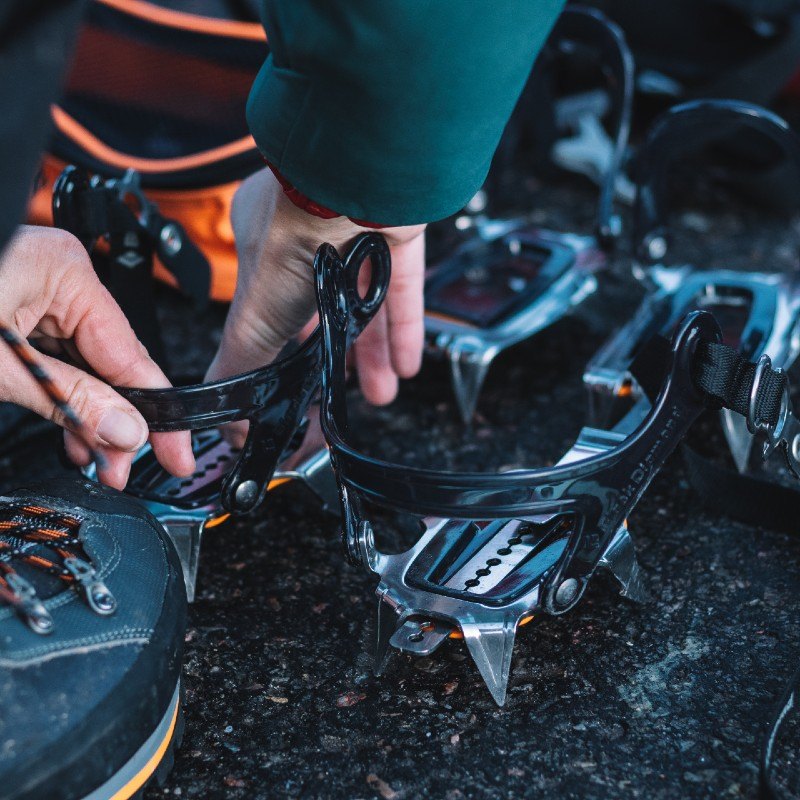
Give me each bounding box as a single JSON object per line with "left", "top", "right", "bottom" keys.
{"left": 28, "top": 0, "right": 268, "bottom": 303}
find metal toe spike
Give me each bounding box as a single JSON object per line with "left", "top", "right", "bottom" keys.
{"left": 598, "top": 525, "right": 648, "bottom": 604}
{"left": 374, "top": 591, "right": 397, "bottom": 676}
{"left": 721, "top": 408, "right": 755, "bottom": 474}
{"left": 461, "top": 618, "right": 517, "bottom": 707}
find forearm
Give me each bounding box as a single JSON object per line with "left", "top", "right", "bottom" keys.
{"left": 248, "top": 0, "right": 566, "bottom": 226}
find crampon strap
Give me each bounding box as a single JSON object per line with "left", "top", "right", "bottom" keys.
{"left": 692, "top": 341, "right": 788, "bottom": 427}
{"left": 631, "top": 335, "right": 789, "bottom": 428}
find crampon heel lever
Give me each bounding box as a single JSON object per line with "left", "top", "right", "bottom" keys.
{"left": 85, "top": 233, "right": 390, "bottom": 600}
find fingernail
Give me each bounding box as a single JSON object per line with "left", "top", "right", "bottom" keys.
{"left": 97, "top": 408, "right": 145, "bottom": 452}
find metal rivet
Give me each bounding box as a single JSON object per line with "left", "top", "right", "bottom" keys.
{"left": 555, "top": 578, "right": 580, "bottom": 608}
{"left": 91, "top": 588, "right": 117, "bottom": 614}
{"left": 160, "top": 223, "right": 183, "bottom": 256}
{"left": 234, "top": 480, "right": 259, "bottom": 509}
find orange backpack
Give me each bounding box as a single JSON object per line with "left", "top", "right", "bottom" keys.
{"left": 28, "top": 0, "right": 267, "bottom": 303}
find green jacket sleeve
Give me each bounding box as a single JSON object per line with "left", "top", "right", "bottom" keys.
{"left": 247, "top": 0, "right": 566, "bottom": 226}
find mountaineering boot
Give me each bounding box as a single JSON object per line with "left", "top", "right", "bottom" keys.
{"left": 0, "top": 477, "right": 187, "bottom": 800}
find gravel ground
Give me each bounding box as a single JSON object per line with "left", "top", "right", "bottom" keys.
{"left": 3, "top": 178, "right": 800, "bottom": 799}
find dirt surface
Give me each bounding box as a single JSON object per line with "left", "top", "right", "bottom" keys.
{"left": 3, "top": 179, "right": 800, "bottom": 799}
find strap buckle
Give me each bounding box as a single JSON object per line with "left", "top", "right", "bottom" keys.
{"left": 747, "top": 354, "right": 777, "bottom": 434}
{"left": 760, "top": 375, "right": 800, "bottom": 478}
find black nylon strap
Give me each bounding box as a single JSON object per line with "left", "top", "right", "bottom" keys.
{"left": 693, "top": 341, "right": 787, "bottom": 427}
{"left": 628, "top": 335, "right": 787, "bottom": 428}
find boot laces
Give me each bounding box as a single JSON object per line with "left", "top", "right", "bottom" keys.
{"left": 0, "top": 503, "right": 116, "bottom": 634}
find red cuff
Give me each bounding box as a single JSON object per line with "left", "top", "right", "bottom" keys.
{"left": 264, "top": 160, "right": 385, "bottom": 229}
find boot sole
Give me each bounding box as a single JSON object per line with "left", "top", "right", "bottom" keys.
{"left": 82, "top": 681, "right": 182, "bottom": 800}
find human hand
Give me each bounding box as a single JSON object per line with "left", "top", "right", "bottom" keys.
{"left": 0, "top": 225, "right": 195, "bottom": 489}
{"left": 205, "top": 169, "right": 426, "bottom": 420}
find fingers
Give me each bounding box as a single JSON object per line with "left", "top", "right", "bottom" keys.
{"left": 0, "top": 227, "right": 194, "bottom": 482}
{"left": 63, "top": 432, "right": 133, "bottom": 491}
{"left": 51, "top": 255, "right": 195, "bottom": 479}
{"left": 385, "top": 232, "right": 426, "bottom": 379}
{"left": 0, "top": 350, "right": 141, "bottom": 489}
{"left": 351, "top": 230, "right": 426, "bottom": 405}
{"left": 64, "top": 430, "right": 91, "bottom": 467}
{"left": 354, "top": 305, "right": 397, "bottom": 405}
{"left": 205, "top": 279, "right": 316, "bottom": 382}
{"left": 206, "top": 181, "right": 322, "bottom": 383}
{"left": 209, "top": 179, "right": 427, "bottom": 414}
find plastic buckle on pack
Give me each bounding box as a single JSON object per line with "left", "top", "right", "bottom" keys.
{"left": 587, "top": 99, "right": 800, "bottom": 473}
{"left": 53, "top": 165, "right": 211, "bottom": 309}
{"left": 423, "top": 7, "right": 634, "bottom": 424}
{"left": 53, "top": 164, "right": 212, "bottom": 368}
{"left": 85, "top": 233, "right": 390, "bottom": 601}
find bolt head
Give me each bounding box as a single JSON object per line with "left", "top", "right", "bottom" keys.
{"left": 234, "top": 479, "right": 259, "bottom": 509}
{"left": 160, "top": 223, "right": 183, "bottom": 256}
{"left": 555, "top": 577, "right": 580, "bottom": 608}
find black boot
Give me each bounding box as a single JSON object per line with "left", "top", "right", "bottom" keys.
{"left": 0, "top": 477, "right": 186, "bottom": 800}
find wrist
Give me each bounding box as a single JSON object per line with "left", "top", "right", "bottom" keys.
{"left": 264, "top": 160, "right": 386, "bottom": 229}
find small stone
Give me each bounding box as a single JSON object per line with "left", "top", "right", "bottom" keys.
{"left": 366, "top": 773, "right": 398, "bottom": 799}
{"left": 336, "top": 692, "right": 367, "bottom": 708}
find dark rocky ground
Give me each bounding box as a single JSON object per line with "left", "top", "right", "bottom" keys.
{"left": 4, "top": 178, "right": 800, "bottom": 799}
